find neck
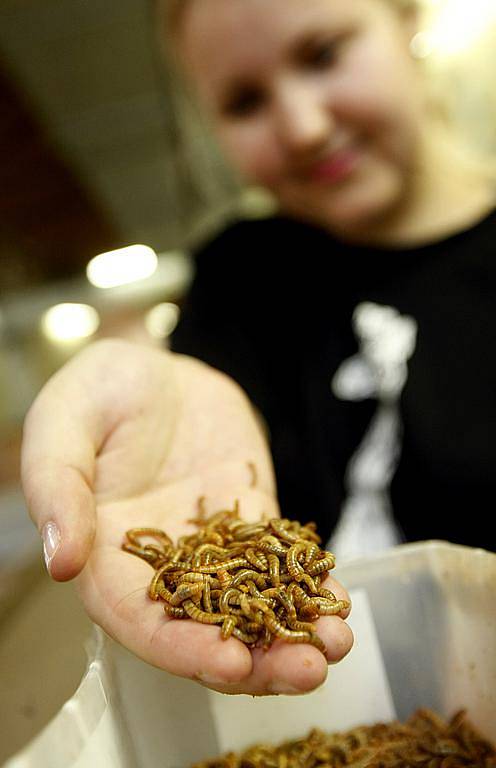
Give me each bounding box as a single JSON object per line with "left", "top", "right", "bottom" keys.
{"left": 332, "top": 123, "right": 496, "bottom": 249}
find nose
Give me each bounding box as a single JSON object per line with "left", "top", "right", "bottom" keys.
{"left": 273, "top": 79, "right": 332, "bottom": 158}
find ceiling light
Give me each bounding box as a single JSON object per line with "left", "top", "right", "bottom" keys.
{"left": 426, "top": 0, "right": 496, "bottom": 57}
{"left": 87, "top": 245, "right": 158, "bottom": 289}
{"left": 41, "top": 303, "right": 100, "bottom": 342}
{"left": 145, "top": 302, "right": 180, "bottom": 339}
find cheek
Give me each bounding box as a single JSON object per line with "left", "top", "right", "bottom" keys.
{"left": 215, "top": 123, "right": 283, "bottom": 187}
{"left": 332, "top": 41, "right": 422, "bottom": 159}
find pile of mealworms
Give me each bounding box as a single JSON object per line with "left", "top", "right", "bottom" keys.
{"left": 122, "top": 504, "right": 349, "bottom": 654}
{"left": 191, "top": 708, "right": 496, "bottom": 767}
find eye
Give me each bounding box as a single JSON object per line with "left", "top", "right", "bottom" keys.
{"left": 298, "top": 38, "right": 344, "bottom": 70}
{"left": 222, "top": 86, "right": 266, "bottom": 119}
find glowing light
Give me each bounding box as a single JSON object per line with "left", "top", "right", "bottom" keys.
{"left": 41, "top": 303, "right": 100, "bottom": 342}
{"left": 87, "top": 245, "right": 158, "bottom": 289}
{"left": 410, "top": 31, "right": 435, "bottom": 59}
{"left": 426, "top": 0, "right": 496, "bottom": 57}
{"left": 145, "top": 302, "right": 180, "bottom": 339}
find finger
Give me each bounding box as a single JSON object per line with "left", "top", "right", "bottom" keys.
{"left": 22, "top": 375, "right": 102, "bottom": 581}
{"left": 316, "top": 615, "right": 354, "bottom": 664}
{"left": 201, "top": 576, "right": 354, "bottom": 695}
{"left": 21, "top": 339, "right": 176, "bottom": 580}
{"left": 203, "top": 641, "right": 329, "bottom": 696}
{"left": 21, "top": 343, "right": 126, "bottom": 580}
{"left": 23, "top": 462, "right": 96, "bottom": 582}
{"left": 201, "top": 615, "right": 354, "bottom": 697}
{"left": 320, "top": 574, "right": 352, "bottom": 619}
{"left": 78, "top": 546, "right": 254, "bottom": 684}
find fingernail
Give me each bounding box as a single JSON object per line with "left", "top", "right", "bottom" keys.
{"left": 42, "top": 521, "right": 61, "bottom": 573}
{"left": 268, "top": 681, "right": 303, "bottom": 695}
{"left": 196, "top": 672, "right": 240, "bottom": 686}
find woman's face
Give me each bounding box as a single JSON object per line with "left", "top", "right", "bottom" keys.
{"left": 177, "top": 0, "right": 425, "bottom": 234}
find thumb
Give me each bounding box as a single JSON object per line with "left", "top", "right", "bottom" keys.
{"left": 21, "top": 360, "right": 104, "bottom": 581}
{"left": 22, "top": 460, "right": 96, "bottom": 581}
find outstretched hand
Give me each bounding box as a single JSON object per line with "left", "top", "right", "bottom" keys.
{"left": 22, "top": 340, "right": 352, "bottom": 695}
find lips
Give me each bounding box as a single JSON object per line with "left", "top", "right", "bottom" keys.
{"left": 307, "top": 147, "right": 361, "bottom": 183}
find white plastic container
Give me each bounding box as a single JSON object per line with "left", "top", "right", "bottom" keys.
{"left": 5, "top": 541, "right": 496, "bottom": 768}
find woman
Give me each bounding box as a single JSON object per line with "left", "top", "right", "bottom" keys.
{"left": 22, "top": 0, "right": 495, "bottom": 694}
{"left": 167, "top": 0, "right": 496, "bottom": 552}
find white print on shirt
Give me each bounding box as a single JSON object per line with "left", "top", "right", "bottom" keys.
{"left": 327, "top": 302, "right": 417, "bottom": 559}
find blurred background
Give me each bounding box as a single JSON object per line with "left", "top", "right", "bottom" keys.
{"left": 0, "top": 0, "right": 495, "bottom": 762}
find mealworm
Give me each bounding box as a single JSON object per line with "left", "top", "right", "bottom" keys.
{"left": 269, "top": 518, "right": 302, "bottom": 544}
{"left": 202, "top": 576, "right": 213, "bottom": 613}
{"left": 163, "top": 604, "right": 186, "bottom": 619}
{"left": 258, "top": 535, "right": 289, "bottom": 556}
{"left": 191, "top": 709, "right": 496, "bottom": 768}
{"left": 123, "top": 510, "right": 345, "bottom": 658}
{"left": 297, "top": 573, "right": 319, "bottom": 593}
{"left": 191, "top": 544, "right": 230, "bottom": 568}
{"left": 187, "top": 495, "right": 208, "bottom": 527}
{"left": 318, "top": 587, "right": 337, "bottom": 601}
{"left": 263, "top": 612, "right": 315, "bottom": 647}
{"left": 177, "top": 572, "right": 218, "bottom": 586}
{"left": 267, "top": 553, "right": 280, "bottom": 587}
{"left": 182, "top": 600, "right": 227, "bottom": 625}
{"left": 170, "top": 582, "right": 203, "bottom": 606}
{"left": 234, "top": 524, "right": 269, "bottom": 542}
{"left": 245, "top": 548, "right": 269, "bottom": 571}
{"left": 149, "top": 569, "right": 169, "bottom": 601}
{"left": 286, "top": 617, "right": 317, "bottom": 632}
{"left": 247, "top": 461, "right": 258, "bottom": 487}
{"left": 149, "top": 562, "right": 188, "bottom": 599}
{"left": 304, "top": 542, "right": 320, "bottom": 568}
{"left": 312, "top": 598, "right": 350, "bottom": 615}
{"left": 219, "top": 587, "right": 242, "bottom": 614}
{"left": 156, "top": 582, "right": 175, "bottom": 603}
{"left": 245, "top": 580, "right": 263, "bottom": 599}
{"left": 143, "top": 543, "right": 167, "bottom": 560}
{"left": 221, "top": 615, "right": 237, "bottom": 639}
{"left": 232, "top": 627, "right": 258, "bottom": 644}
{"left": 269, "top": 587, "right": 297, "bottom": 621}
{"left": 125, "top": 527, "right": 173, "bottom": 548}
{"left": 307, "top": 553, "right": 336, "bottom": 576}
{"left": 240, "top": 592, "right": 255, "bottom": 619}
{"left": 230, "top": 569, "right": 267, "bottom": 590}
{"left": 307, "top": 632, "right": 327, "bottom": 654}
{"left": 192, "top": 557, "right": 249, "bottom": 574}
{"left": 286, "top": 541, "right": 308, "bottom": 580}
{"left": 122, "top": 543, "right": 157, "bottom": 564}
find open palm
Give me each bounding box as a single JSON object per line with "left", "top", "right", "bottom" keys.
{"left": 22, "top": 340, "right": 352, "bottom": 696}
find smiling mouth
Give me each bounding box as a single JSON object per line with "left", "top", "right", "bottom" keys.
{"left": 307, "top": 147, "right": 361, "bottom": 184}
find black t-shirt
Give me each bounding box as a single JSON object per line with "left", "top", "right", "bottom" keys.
{"left": 172, "top": 213, "right": 496, "bottom": 549}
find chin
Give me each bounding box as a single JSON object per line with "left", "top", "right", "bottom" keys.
{"left": 281, "top": 172, "right": 405, "bottom": 236}
{"left": 296, "top": 174, "right": 406, "bottom": 236}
